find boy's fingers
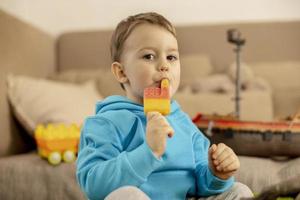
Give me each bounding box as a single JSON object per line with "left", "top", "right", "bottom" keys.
{"left": 147, "top": 111, "right": 160, "bottom": 121}
{"left": 160, "top": 124, "right": 174, "bottom": 138}
{"left": 212, "top": 143, "right": 227, "bottom": 159}
{"left": 147, "top": 112, "right": 174, "bottom": 138}
{"left": 209, "top": 144, "right": 217, "bottom": 156}
{"left": 217, "top": 152, "right": 232, "bottom": 166}
{"left": 218, "top": 155, "right": 235, "bottom": 170}
{"left": 216, "top": 147, "right": 233, "bottom": 163}
{"left": 222, "top": 160, "right": 239, "bottom": 172}
{"left": 209, "top": 144, "right": 217, "bottom": 153}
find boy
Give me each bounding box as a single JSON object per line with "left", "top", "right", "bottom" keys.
{"left": 76, "top": 12, "right": 253, "bottom": 200}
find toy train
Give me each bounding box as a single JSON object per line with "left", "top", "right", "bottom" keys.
{"left": 192, "top": 113, "right": 300, "bottom": 157}
{"left": 34, "top": 123, "right": 80, "bottom": 165}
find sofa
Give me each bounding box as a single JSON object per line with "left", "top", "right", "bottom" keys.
{"left": 1, "top": 9, "right": 300, "bottom": 199}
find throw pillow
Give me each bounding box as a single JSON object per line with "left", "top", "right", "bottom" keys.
{"left": 191, "top": 74, "right": 235, "bottom": 93}
{"left": 6, "top": 74, "right": 102, "bottom": 136}
{"left": 49, "top": 69, "right": 124, "bottom": 97}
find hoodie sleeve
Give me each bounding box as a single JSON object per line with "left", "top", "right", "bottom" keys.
{"left": 192, "top": 130, "right": 234, "bottom": 196}
{"left": 76, "top": 116, "right": 163, "bottom": 200}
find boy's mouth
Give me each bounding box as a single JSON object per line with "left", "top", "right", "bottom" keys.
{"left": 152, "top": 73, "right": 170, "bottom": 88}
{"left": 157, "top": 78, "right": 170, "bottom": 88}
{"left": 154, "top": 81, "right": 164, "bottom": 89}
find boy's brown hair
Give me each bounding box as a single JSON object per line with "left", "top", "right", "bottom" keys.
{"left": 110, "top": 12, "right": 177, "bottom": 63}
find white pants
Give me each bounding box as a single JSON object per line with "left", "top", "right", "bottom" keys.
{"left": 104, "top": 182, "right": 253, "bottom": 200}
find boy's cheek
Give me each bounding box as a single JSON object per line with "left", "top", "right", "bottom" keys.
{"left": 170, "top": 76, "right": 179, "bottom": 92}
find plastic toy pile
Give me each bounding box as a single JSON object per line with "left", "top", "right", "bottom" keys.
{"left": 34, "top": 123, "right": 81, "bottom": 165}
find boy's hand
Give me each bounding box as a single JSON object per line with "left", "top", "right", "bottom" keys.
{"left": 146, "top": 111, "right": 174, "bottom": 158}
{"left": 208, "top": 143, "right": 240, "bottom": 180}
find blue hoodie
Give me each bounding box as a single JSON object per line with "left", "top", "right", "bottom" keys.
{"left": 76, "top": 95, "right": 234, "bottom": 200}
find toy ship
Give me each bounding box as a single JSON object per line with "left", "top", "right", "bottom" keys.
{"left": 192, "top": 112, "right": 300, "bottom": 157}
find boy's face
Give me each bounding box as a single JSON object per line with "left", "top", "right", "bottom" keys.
{"left": 116, "top": 23, "right": 180, "bottom": 104}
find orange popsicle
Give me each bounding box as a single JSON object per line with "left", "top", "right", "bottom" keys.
{"left": 144, "top": 79, "right": 170, "bottom": 115}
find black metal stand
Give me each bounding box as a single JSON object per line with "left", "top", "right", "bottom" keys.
{"left": 227, "top": 29, "right": 246, "bottom": 119}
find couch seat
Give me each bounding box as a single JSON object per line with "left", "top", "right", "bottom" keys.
{"left": 0, "top": 152, "right": 85, "bottom": 200}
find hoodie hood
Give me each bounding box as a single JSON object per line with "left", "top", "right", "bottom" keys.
{"left": 95, "top": 95, "right": 180, "bottom": 116}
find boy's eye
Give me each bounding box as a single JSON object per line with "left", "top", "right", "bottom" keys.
{"left": 167, "top": 55, "right": 178, "bottom": 61}
{"left": 143, "top": 54, "right": 155, "bottom": 60}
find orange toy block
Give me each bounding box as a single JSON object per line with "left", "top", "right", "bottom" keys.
{"left": 144, "top": 79, "right": 170, "bottom": 115}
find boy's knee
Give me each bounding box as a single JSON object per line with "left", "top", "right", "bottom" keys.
{"left": 104, "top": 186, "right": 150, "bottom": 200}
{"left": 230, "top": 182, "right": 253, "bottom": 198}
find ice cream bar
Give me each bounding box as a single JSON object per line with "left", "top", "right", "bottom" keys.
{"left": 144, "top": 79, "right": 170, "bottom": 115}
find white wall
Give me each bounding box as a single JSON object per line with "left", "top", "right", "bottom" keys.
{"left": 1, "top": 0, "right": 300, "bottom": 36}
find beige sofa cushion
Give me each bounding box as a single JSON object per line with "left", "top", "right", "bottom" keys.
{"left": 7, "top": 74, "right": 102, "bottom": 136}
{"left": 174, "top": 89, "right": 273, "bottom": 121}
{"left": 179, "top": 54, "right": 213, "bottom": 89}
{"left": 0, "top": 152, "right": 85, "bottom": 200}
{"left": 236, "top": 156, "right": 300, "bottom": 193}
{"left": 250, "top": 61, "right": 300, "bottom": 118}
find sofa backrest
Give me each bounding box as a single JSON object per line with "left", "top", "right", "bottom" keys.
{"left": 0, "top": 10, "right": 56, "bottom": 157}
{"left": 56, "top": 20, "right": 300, "bottom": 118}
{"left": 57, "top": 21, "right": 300, "bottom": 72}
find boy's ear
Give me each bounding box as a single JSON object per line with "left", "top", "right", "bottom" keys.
{"left": 111, "top": 62, "right": 128, "bottom": 84}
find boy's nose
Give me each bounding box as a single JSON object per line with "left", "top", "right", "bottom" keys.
{"left": 158, "top": 65, "right": 169, "bottom": 72}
